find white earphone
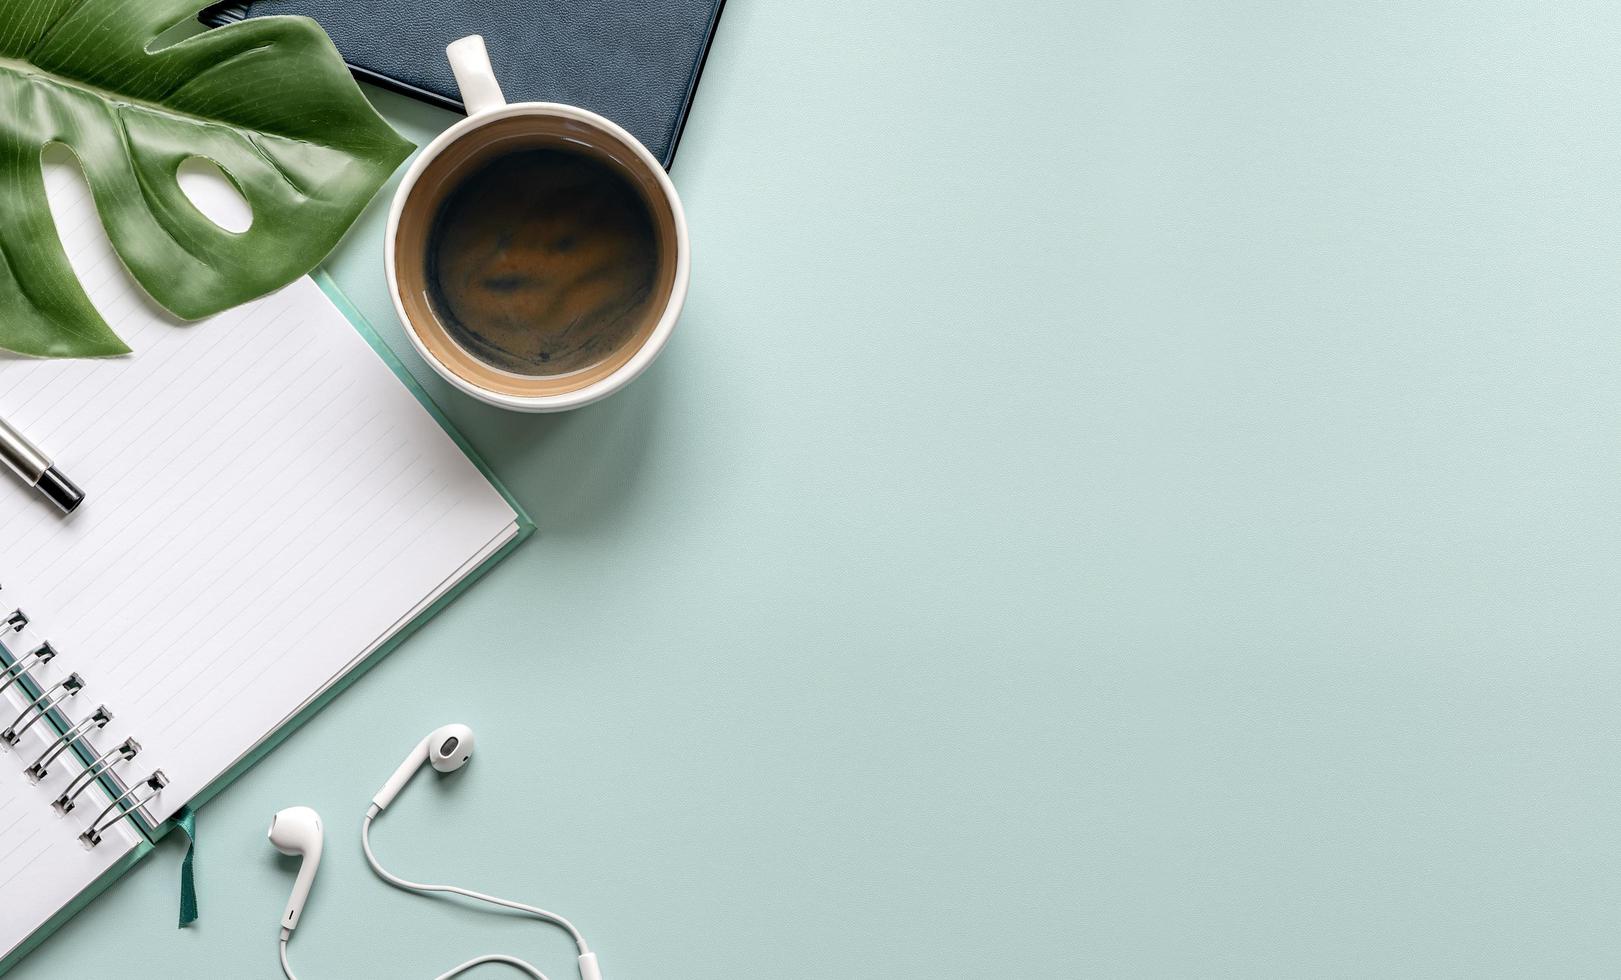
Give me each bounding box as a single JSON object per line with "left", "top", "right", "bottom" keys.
{"left": 370, "top": 722, "right": 476, "bottom": 810}
{"left": 267, "top": 806, "right": 322, "bottom": 933}
{"left": 271, "top": 724, "right": 603, "bottom": 980}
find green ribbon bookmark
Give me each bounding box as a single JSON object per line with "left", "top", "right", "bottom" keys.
{"left": 176, "top": 806, "right": 199, "bottom": 927}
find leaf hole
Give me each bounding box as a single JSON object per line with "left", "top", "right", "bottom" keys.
{"left": 145, "top": 15, "right": 208, "bottom": 54}
{"left": 177, "top": 157, "right": 253, "bottom": 233}
{"left": 39, "top": 144, "right": 179, "bottom": 326}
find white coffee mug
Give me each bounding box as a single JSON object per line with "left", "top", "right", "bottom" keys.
{"left": 385, "top": 35, "right": 690, "bottom": 413}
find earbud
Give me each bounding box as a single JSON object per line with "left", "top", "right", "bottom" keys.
{"left": 267, "top": 806, "right": 323, "bottom": 932}
{"left": 371, "top": 723, "right": 475, "bottom": 812}
{"left": 273, "top": 725, "right": 602, "bottom": 980}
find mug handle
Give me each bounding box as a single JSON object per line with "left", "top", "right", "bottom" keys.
{"left": 446, "top": 35, "right": 508, "bottom": 116}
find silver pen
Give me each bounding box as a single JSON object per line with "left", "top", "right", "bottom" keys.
{"left": 0, "top": 414, "right": 84, "bottom": 514}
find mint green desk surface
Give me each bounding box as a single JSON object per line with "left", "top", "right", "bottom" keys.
{"left": 14, "top": 2, "right": 1621, "bottom": 977}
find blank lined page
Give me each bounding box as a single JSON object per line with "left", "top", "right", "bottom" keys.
{"left": 0, "top": 157, "right": 519, "bottom": 824}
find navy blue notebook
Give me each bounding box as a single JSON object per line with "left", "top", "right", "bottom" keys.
{"left": 202, "top": 0, "right": 725, "bottom": 167}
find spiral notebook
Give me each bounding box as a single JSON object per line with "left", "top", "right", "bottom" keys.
{"left": 0, "top": 156, "right": 532, "bottom": 970}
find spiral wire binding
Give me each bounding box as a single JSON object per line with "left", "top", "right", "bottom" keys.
{"left": 54, "top": 738, "right": 141, "bottom": 815}
{"left": 0, "top": 642, "right": 54, "bottom": 697}
{"left": 81, "top": 771, "right": 167, "bottom": 849}
{"left": 2, "top": 673, "right": 83, "bottom": 746}
{"left": 0, "top": 612, "right": 58, "bottom": 698}
{"left": 0, "top": 595, "right": 169, "bottom": 846}
{"left": 26, "top": 705, "right": 112, "bottom": 782}
{"left": 0, "top": 607, "right": 35, "bottom": 698}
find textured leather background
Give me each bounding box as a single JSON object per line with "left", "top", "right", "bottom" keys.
{"left": 202, "top": 0, "right": 725, "bottom": 167}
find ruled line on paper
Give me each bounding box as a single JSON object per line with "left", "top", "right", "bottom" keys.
{"left": 0, "top": 150, "right": 520, "bottom": 839}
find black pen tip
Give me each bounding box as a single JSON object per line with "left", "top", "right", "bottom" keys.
{"left": 37, "top": 467, "right": 84, "bottom": 514}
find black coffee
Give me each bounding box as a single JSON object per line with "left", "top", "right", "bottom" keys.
{"left": 424, "top": 147, "right": 661, "bottom": 377}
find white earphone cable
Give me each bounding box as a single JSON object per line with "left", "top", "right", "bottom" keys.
{"left": 276, "top": 727, "right": 599, "bottom": 980}
{"left": 363, "top": 804, "right": 591, "bottom": 955}
{"left": 280, "top": 825, "right": 574, "bottom": 980}
{"left": 435, "top": 955, "right": 550, "bottom": 980}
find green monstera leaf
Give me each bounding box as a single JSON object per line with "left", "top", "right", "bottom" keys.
{"left": 0, "top": 1, "right": 413, "bottom": 357}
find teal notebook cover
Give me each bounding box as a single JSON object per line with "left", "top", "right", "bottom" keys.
{"left": 0, "top": 272, "right": 533, "bottom": 976}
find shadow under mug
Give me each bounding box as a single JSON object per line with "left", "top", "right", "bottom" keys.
{"left": 386, "top": 35, "right": 691, "bottom": 413}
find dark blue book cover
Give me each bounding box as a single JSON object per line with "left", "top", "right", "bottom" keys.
{"left": 202, "top": 0, "right": 725, "bottom": 168}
